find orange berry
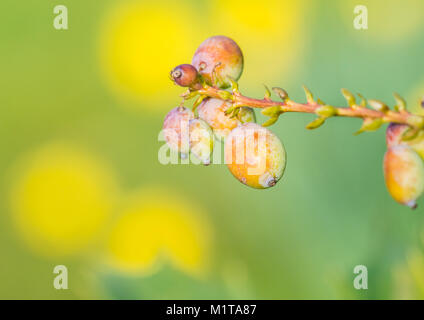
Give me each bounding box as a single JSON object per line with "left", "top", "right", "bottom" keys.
{"left": 383, "top": 145, "right": 424, "bottom": 209}
{"left": 197, "top": 98, "right": 255, "bottom": 141}
{"left": 192, "top": 35, "right": 243, "bottom": 89}
{"left": 224, "top": 123, "right": 286, "bottom": 189}
{"left": 163, "top": 106, "right": 194, "bottom": 158}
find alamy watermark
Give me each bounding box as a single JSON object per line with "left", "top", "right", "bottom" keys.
{"left": 53, "top": 5, "right": 68, "bottom": 30}
{"left": 353, "top": 265, "right": 368, "bottom": 290}
{"left": 353, "top": 5, "right": 368, "bottom": 30}
{"left": 53, "top": 265, "right": 68, "bottom": 290}
{"left": 158, "top": 124, "right": 268, "bottom": 175}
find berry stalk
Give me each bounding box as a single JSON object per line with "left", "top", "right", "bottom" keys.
{"left": 187, "top": 84, "right": 424, "bottom": 134}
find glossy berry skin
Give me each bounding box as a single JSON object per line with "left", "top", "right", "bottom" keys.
{"left": 197, "top": 98, "right": 255, "bottom": 141}
{"left": 386, "top": 123, "right": 424, "bottom": 160}
{"left": 163, "top": 106, "right": 194, "bottom": 158}
{"left": 189, "top": 118, "right": 214, "bottom": 166}
{"left": 224, "top": 123, "right": 286, "bottom": 189}
{"left": 170, "top": 64, "right": 200, "bottom": 88}
{"left": 192, "top": 36, "right": 243, "bottom": 89}
{"left": 384, "top": 145, "right": 424, "bottom": 209}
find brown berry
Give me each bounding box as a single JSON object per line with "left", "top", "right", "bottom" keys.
{"left": 170, "top": 64, "right": 200, "bottom": 88}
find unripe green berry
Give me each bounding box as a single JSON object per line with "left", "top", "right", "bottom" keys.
{"left": 384, "top": 145, "right": 424, "bottom": 209}
{"left": 170, "top": 64, "right": 200, "bottom": 88}
{"left": 192, "top": 36, "right": 243, "bottom": 89}
{"left": 163, "top": 106, "right": 194, "bottom": 158}
{"left": 224, "top": 123, "right": 286, "bottom": 189}
{"left": 197, "top": 98, "right": 255, "bottom": 141}
{"left": 189, "top": 118, "right": 214, "bottom": 166}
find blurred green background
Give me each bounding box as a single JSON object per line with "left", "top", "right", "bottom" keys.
{"left": 1, "top": 0, "right": 424, "bottom": 299}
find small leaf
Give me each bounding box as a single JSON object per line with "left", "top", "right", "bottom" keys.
{"left": 407, "top": 115, "right": 424, "bottom": 129}
{"left": 229, "top": 107, "right": 240, "bottom": 119}
{"left": 224, "top": 105, "right": 237, "bottom": 116}
{"left": 401, "top": 127, "right": 419, "bottom": 141}
{"left": 317, "top": 98, "right": 325, "bottom": 105}
{"left": 357, "top": 93, "right": 367, "bottom": 108}
{"left": 316, "top": 105, "right": 337, "bottom": 118}
{"left": 354, "top": 118, "right": 383, "bottom": 135}
{"left": 261, "top": 106, "right": 282, "bottom": 126}
{"left": 217, "top": 90, "right": 233, "bottom": 101}
{"left": 341, "top": 88, "right": 356, "bottom": 107}
{"left": 272, "top": 87, "right": 289, "bottom": 101}
{"left": 368, "top": 99, "right": 389, "bottom": 112}
{"left": 263, "top": 85, "right": 272, "bottom": 99}
{"left": 306, "top": 117, "right": 325, "bottom": 130}
{"left": 261, "top": 106, "right": 281, "bottom": 117}
{"left": 393, "top": 93, "right": 406, "bottom": 112}
{"left": 303, "top": 85, "right": 314, "bottom": 104}
{"left": 262, "top": 117, "right": 279, "bottom": 127}
{"left": 228, "top": 77, "right": 239, "bottom": 93}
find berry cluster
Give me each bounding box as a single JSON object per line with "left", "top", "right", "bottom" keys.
{"left": 164, "top": 35, "right": 424, "bottom": 208}
{"left": 164, "top": 36, "right": 286, "bottom": 189}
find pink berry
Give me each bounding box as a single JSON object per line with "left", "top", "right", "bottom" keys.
{"left": 224, "top": 123, "right": 286, "bottom": 189}
{"left": 192, "top": 36, "right": 243, "bottom": 89}
{"left": 163, "top": 106, "right": 194, "bottom": 158}
{"left": 197, "top": 98, "right": 255, "bottom": 141}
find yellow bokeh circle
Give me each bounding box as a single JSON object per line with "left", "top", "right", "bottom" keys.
{"left": 10, "top": 143, "right": 117, "bottom": 256}
{"left": 107, "top": 189, "right": 211, "bottom": 276}
{"left": 99, "top": 1, "right": 202, "bottom": 111}
{"left": 208, "top": 0, "right": 305, "bottom": 85}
